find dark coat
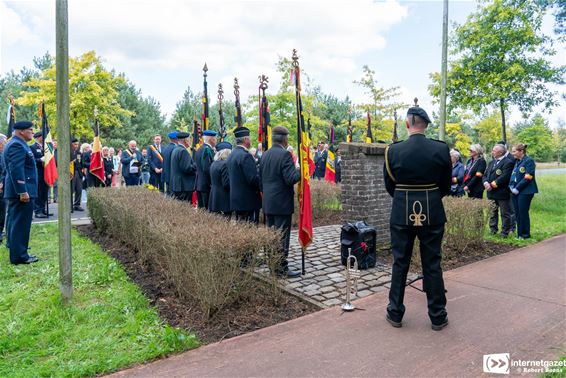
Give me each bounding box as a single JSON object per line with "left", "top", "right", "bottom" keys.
{"left": 483, "top": 156, "right": 514, "bottom": 200}
{"left": 227, "top": 145, "right": 261, "bottom": 212}
{"left": 510, "top": 155, "right": 538, "bottom": 195}
{"left": 209, "top": 159, "right": 230, "bottom": 213}
{"left": 31, "top": 141, "right": 44, "bottom": 180}
{"left": 314, "top": 150, "right": 327, "bottom": 178}
{"left": 335, "top": 156, "right": 342, "bottom": 183}
{"left": 3, "top": 136, "right": 38, "bottom": 199}
{"left": 450, "top": 161, "right": 465, "bottom": 196}
{"left": 384, "top": 134, "right": 452, "bottom": 226}
{"left": 147, "top": 144, "right": 164, "bottom": 172}
{"left": 169, "top": 144, "right": 197, "bottom": 192}
{"left": 162, "top": 142, "right": 177, "bottom": 184}
{"left": 103, "top": 157, "right": 114, "bottom": 186}
{"left": 195, "top": 143, "right": 215, "bottom": 192}
{"left": 120, "top": 148, "right": 143, "bottom": 179}
{"left": 260, "top": 144, "right": 300, "bottom": 215}
{"left": 71, "top": 148, "right": 83, "bottom": 178}
{"left": 463, "top": 156, "right": 487, "bottom": 196}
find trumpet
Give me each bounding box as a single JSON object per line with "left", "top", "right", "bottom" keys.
{"left": 341, "top": 248, "right": 360, "bottom": 311}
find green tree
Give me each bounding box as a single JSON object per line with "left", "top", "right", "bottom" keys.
{"left": 473, "top": 112, "right": 506, "bottom": 153}
{"left": 169, "top": 86, "right": 201, "bottom": 132}
{"left": 448, "top": 0, "right": 565, "bottom": 142}
{"left": 515, "top": 115, "right": 554, "bottom": 161}
{"left": 17, "top": 51, "right": 133, "bottom": 139}
{"left": 354, "top": 65, "right": 403, "bottom": 120}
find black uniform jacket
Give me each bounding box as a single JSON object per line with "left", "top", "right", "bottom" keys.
{"left": 260, "top": 144, "right": 300, "bottom": 216}
{"left": 209, "top": 159, "right": 230, "bottom": 213}
{"left": 162, "top": 142, "right": 176, "bottom": 185}
{"left": 384, "top": 133, "right": 452, "bottom": 226}
{"left": 31, "top": 142, "right": 45, "bottom": 180}
{"left": 195, "top": 143, "right": 214, "bottom": 192}
{"left": 169, "top": 144, "right": 197, "bottom": 192}
{"left": 463, "top": 156, "right": 487, "bottom": 196}
{"left": 483, "top": 156, "right": 514, "bottom": 200}
{"left": 227, "top": 145, "right": 261, "bottom": 212}
{"left": 314, "top": 150, "right": 327, "bottom": 178}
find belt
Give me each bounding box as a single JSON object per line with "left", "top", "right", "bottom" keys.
{"left": 395, "top": 183, "right": 438, "bottom": 191}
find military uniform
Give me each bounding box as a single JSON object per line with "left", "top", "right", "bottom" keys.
{"left": 383, "top": 104, "right": 451, "bottom": 329}
{"left": 313, "top": 148, "right": 327, "bottom": 179}
{"left": 209, "top": 142, "right": 232, "bottom": 216}
{"left": 162, "top": 131, "right": 178, "bottom": 195}
{"left": 4, "top": 121, "right": 39, "bottom": 264}
{"left": 31, "top": 137, "right": 48, "bottom": 216}
{"left": 463, "top": 156, "right": 486, "bottom": 199}
{"left": 169, "top": 132, "right": 197, "bottom": 201}
{"left": 227, "top": 128, "right": 261, "bottom": 223}
{"left": 509, "top": 155, "right": 537, "bottom": 238}
{"left": 260, "top": 129, "right": 300, "bottom": 276}
{"left": 70, "top": 141, "right": 84, "bottom": 210}
{"left": 147, "top": 143, "right": 164, "bottom": 191}
{"left": 195, "top": 131, "right": 216, "bottom": 209}
{"left": 483, "top": 155, "right": 514, "bottom": 236}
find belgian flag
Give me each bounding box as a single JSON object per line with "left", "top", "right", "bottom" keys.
{"left": 89, "top": 118, "right": 105, "bottom": 185}
{"left": 40, "top": 101, "right": 58, "bottom": 186}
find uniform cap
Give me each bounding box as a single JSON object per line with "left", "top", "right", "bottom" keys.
{"left": 216, "top": 142, "right": 232, "bottom": 151}
{"left": 14, "top": 121, "right": 34, "bottom": 130}
{"left": 234, "top": 127, "right": 250, "bottom": 138}
{"left": 33, "top": 131, "right": 43, "bottom": 138}
{"left": 203, "top": 130, "right": 217, "bottom": 137}
{"left": 272, "top": 125, "right": 289, "bottom": 136}
{"left": 176, "top": 131, "right": 190, "bottom": 139}
{"left": 168, "top": 131, "right": 178, "bottom": 139}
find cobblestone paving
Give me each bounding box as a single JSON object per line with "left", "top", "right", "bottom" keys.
{"left": 256, "top": 224, "right": 419, "bottom": 308}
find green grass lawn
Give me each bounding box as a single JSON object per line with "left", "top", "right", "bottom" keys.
{"left": 0, "top": 224, "right": 198, "bottom": 378}
{"left": 485, "top": 174, "right": 566, "bottom": 246}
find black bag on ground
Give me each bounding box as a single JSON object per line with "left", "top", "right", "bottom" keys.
{"left": 340, "top": 221, "right": 377, "bottom": 270}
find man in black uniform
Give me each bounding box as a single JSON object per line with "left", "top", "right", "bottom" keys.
{"left": 70, "top": 138, "right": 84, "bottom": 211}
{"left": 31, "top": 131, "right": 49, "bottom": 218}
{"left": 169, "top": 132, "right": 197, "bottom": 201}
{"left": 384, "top": 100, "right": 452, "bottom": 331}
{"left": 313, "top": 142, "right": 327, "bottom": 179}
{"left": 194, "top": 130, "right": 217, "bottom": 209}
{"left": 260, "top": 126, "right": 301, "bottom": 278}
{"left": 162, "top": 131, "right": 178, "bottom": 196}
{"left": 147, "top": 134, "right": 165, "bottom": 192}
{"left": 483, "top": 144, "right": 514, "bottom": 237}
{"left": 227, "top": 127, "right": 261, "bottom": 223}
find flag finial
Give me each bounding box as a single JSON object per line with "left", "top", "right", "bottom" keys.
{"left": 292, "top": 49, "right": 299, "bottom": 68}
{"left": 259, "top": 74, "right": 268, "bottom": 90}
{"left": 203, "top": 63, "right": 208, "bottom": 76}
{"left": 414, "top": 97, "right": 419, "bottom": 107}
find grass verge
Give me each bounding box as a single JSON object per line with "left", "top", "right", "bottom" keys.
{"left": 0, "top": 223, "right": 198, "bottom": 378}
{"left": 484, "top": 174, "right": 566, "bottom": 246}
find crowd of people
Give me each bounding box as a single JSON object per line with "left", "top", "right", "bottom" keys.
{"left": 447, "top": 141, "right": 538, "bottom": 240}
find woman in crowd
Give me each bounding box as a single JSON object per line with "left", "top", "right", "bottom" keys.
{"left": 463, "top": 144, "right": 487, "bottom": 199}
{"left": 209, "top": 142, "right": 232, "bottom": 218}
{"left": 102, "top": 146, "right": 114, "bottom": 187}
{"left": 509, "top": 144, "right": 538, "bottom": 239}
{"left": 450, "top": 149, "right": 465, "bottom": 197}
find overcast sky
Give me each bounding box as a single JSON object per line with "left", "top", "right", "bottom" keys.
{"left": 1, "top": 0, "right": 564, "bottom": 126}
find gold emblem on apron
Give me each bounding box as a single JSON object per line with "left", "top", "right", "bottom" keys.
{"left": 409, "top": 201, "right": 427, "bottom": 226}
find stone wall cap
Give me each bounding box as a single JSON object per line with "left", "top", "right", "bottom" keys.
{"left": 339, "top": 142, "right": 387, "bottom": 155}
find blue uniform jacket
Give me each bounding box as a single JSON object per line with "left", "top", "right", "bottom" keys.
{"left": 3, "top": 136, "right": 38, "bottom": 199}
{"left": 162, "top": 142, "right": 177, "bottom": 184}
{"left": 510, "top": 155, "right": 538, "bottom": 195}
{"left": 227, "top": 145, "right": 261, "bottom": 212}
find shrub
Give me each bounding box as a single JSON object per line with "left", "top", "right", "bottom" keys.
{"left": 292, "top": 180, "right": 342, "bottom": 226}
{"left": 443, "top": 196, "right": 490, "bottom": 253}
{"left": 88, "top": 187, "right": 281, "bottom": 319}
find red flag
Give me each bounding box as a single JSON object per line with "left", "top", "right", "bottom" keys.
{"left": 40, "top": 101, "right": 58, "bottom": 186}
{"left": 89, "top": 118, "right": 105, "bottom": 184}
{"left": 324, "top": 125, "right": 336, "bottom": 183}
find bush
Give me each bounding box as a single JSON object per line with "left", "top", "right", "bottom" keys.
{"left": 443, "top": 196, "right": 490, "bottom": 252}
{"left": 292, "top": 180, "right": 342, "bottom": 226}
{"left": 88, "top": 187, "right": 281, "bottom": 319}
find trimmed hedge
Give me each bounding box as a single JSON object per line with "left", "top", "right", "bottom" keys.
{"left": 88, "top": 187, "right": 280, "bottom": 318}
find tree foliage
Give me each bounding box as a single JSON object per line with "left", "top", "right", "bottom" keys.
{"left": 513, "top": 114, "right": 555, "bottom": 161}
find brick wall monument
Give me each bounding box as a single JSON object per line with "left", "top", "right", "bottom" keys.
{"left": 339, "top": 142, "right": 392, "bottom": 246}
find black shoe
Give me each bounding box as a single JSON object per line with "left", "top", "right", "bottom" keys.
{"left": 73, "top": 206, "right": 85, "bottom": 212}
{"left": 35, "top": 213, "right": 48, "bottom": 219}
{"left": 43, "top": 212, "right": 54, "bottom": 216}
{"left": 13, "top": 256, "right": 39, "bottom": 265}
{"left": 386, "top": 314, "right": 402, "bottom": 328}
{"left": 431, "top": 319, "right": 449, "bottom": 331}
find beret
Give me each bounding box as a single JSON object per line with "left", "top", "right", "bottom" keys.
{"left": 407, "top": 106, "right": 431, "bottom": 125}
{"left": 233, "top": 127, "right": 250, "bottom": 138}
{"left": 33, "top": 131, "right": 43, "bottom": 138}
{"left": 14, "top": 121, "right": 34, "bottom": 130}
{"left": 176, "top": 131, "right": 190, "bottom": 139}
{"left": 168, "top": 131, "right": 178, "bottom": 139}
{"left": 272, "top": 125, "right": 289, "bottom": 136}
{"left": 216, "top": 142, "right": 232, "bottom": 151}
{"left": 203, "top": 130, "right": 217, "bottom": 137}
{"left": 71, "top": 137, "right": 79, "bottom": 143}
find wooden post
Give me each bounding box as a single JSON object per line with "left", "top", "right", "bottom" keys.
{"left": 56, "top": 0, "right": 73, "bottom": 303}
{"left": 438, "top": 0, "right": 449, "bottom": 142}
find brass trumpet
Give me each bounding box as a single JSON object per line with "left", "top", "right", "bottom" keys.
{"left": 341, "top": 249, "right": 360, "bottom": 311}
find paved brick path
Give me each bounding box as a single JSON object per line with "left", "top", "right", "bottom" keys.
{"left": 256, "top": 224, "right": 418, "bottom": 308}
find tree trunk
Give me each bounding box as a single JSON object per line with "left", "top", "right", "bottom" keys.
{"left": 500, "top": 98, "right": 507, "bottom": 144}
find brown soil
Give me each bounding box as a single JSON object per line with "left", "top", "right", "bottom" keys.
{"left": 77, "top": 225, "right": 318, "bottom": 344}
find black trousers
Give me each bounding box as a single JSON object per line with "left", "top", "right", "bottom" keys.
{"left": 197, "top": 191, "right": 210, "bottom": 210}
{"left": 71, "top": 175, "right": 83, "bottom": 207}
{"left": 235, "top": 210, "right": 259, "bottom": 224}
{"left": 489, "top": 198, "right": 513, "bottom": 235}
{"left": 467, "top": 190, "right": 483, "bottom": 199}
{"left": 7, "top": 199, "right": 33, "bottom": 264}
{"left": 512, "top": 193, "right": 534, "bottom": 238}
{"left": 266, "top": 214, "right": 292, "bottom": 272}
{"left": 173, "top": 191, "right": 193, "bottom": 202}
{"left": 0, "top": 198, "right": 6, "bottom": 235}
{"left": 34, "top": 179, "right": 48, "bottom": 214}
{"left": 388, "top": 223, "right": 447, "bottom": 325}
{"left": 150, "top": 172, "right": 164, "bottom": 192}
{"left": 124, "top": 175, "right": 140, "bottom": 186}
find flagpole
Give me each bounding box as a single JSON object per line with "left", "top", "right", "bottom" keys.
{"left": 217, "top": 84, "right": 225, "bottom": 142}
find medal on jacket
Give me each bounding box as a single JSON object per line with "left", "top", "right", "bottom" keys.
{"left": 519, "top": 166, "right": 525, "bottom": 173}
{"left": 496, "top": 169, "right": 502, "bottom": 175}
